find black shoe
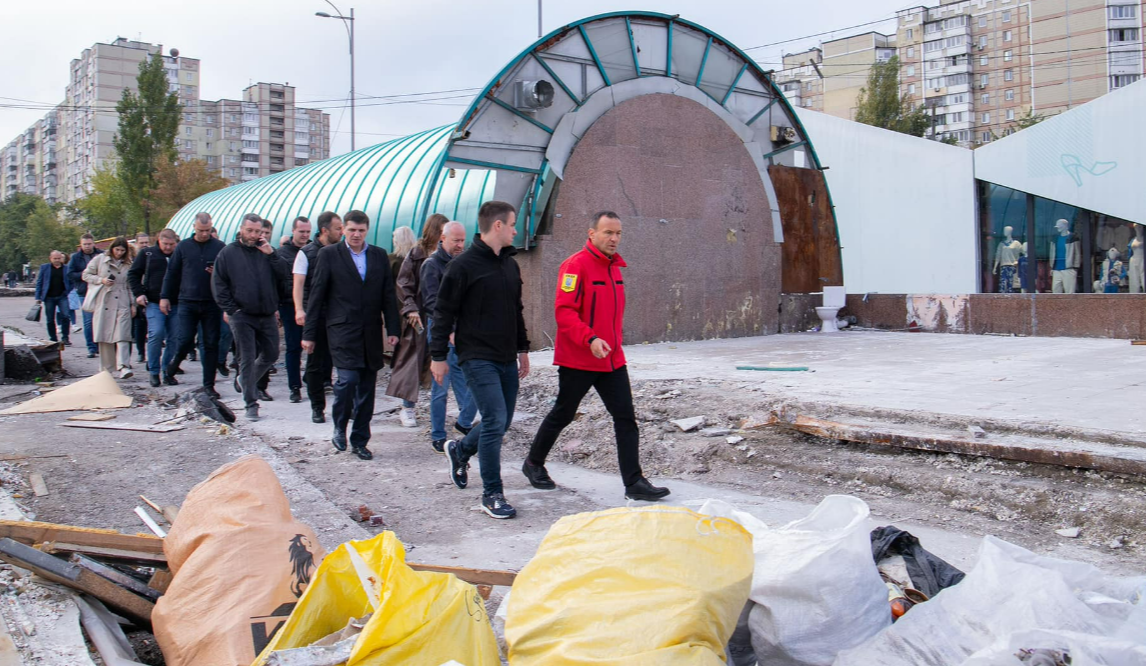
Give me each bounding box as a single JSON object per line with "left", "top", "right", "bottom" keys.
{"left": 481, "top": 492, "right": 516, "bottom": 519}
{"left": 137, "top": 354, "right": 145, "bottom": 363}
{"left": 172, "top": 366, "right": 185, "bottom": 375}
{"left": 332, "top": 430, "right": 347, "bottom": 451}
{"left": 188, "top": 351, "right": 197, "bottom": 361}
{"left": 217, "top": 364, "right": 230, "bottom": 377}
{"left": 87, "top": 352, "right": 97, "bottom": 359}
{"left": 162, "top": 372, "right": 179, "bottom": 386}
{"left": 431, "top": 438, "right": 446, "bottom": 454}
{"left": 446, "top": 440, "right": 468, "bottom": 489}
{"left": 204, "top": 386, "right": 221, "bottom": 400}
{"left": 522, "top": 460, "right": 556, "bottom": 490}
{"left": 270, "top": 367, "right": 278, "bottom": 374}
{"left": 245, "top": 405, "right": 260, "bottom": 421}
{"left": 625, "top": 478, "right": 671, "bottom": 501}
{"left": 352, "top": 445, "right": 372, "bottom": 461}
{"left": 289, "top": 389, "right": 302, "bottom": 403}
{"left": 454, "top": 422, "right": 473, "bottom": 436}
{"left": 149, "top": 374, "right": 161, "bottom": 387}
{"left": 258, "top": 389, "right": 273, "bottom": 402}
{"left": 63, "top": 339, "right": 72, "bottom": 347}
{"left": 234, "top": 375, "right": 242, "bottom": 394}
{"left": 312, "top": 408, "right": 325, "bottom": 423}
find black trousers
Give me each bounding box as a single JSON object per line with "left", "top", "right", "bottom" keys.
{"left": 332, "top": 367, "right": 377, "bottom": 449}
{"left": 229, "top": 312, "right": 279, "bottom": 407}
{"left": 168, "top": 300, "right": 221, "bottom": 388}
{"left": 528, "top": 365, "right": 643, "bottom": 486}
{"left": 304, "top": 323, "right": 333, "bottom": 411}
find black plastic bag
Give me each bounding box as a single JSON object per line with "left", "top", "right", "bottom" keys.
{"left": 870, "top": 526, "right": 965, "bottom": 597}
{"left": 25, "top": 304, "right": 41, "bottom": 322}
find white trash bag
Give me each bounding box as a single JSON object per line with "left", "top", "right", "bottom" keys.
{"left": 699, "top": 495, "right": 890, "bottom": 666}
{"left": 834, "top": 536, "right": 1147, "bottom": 666}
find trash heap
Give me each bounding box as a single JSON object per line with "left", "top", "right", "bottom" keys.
{"left": 0, "top": 456, "right": 1142, "bottom": 666}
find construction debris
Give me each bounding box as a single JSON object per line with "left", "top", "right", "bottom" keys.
{"left": 66, "top": 413, "right": 117, "bottom": 422}
{"left": 28, "top": 474, "right": 48, "bottom": 497}
{"left": 133, "top": 507, "right": 167, "bottom": 538}
{"left": 0, "top": 371, "right": 132, "bottom": 415}
{"left": 1056, "top": 527, "right": 1082, "bottom": 538}
{"left": 63, "top": 422, "right": 184, "bottom": 433}
{"left": 670, "top": 416, "right": 706, "bottom": 432}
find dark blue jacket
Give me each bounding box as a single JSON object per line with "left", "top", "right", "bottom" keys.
{"left": 67, "top": 248, "right": 102, "bottom": 296}
{"left": 34, "top": 263, "right": 72, "bottom": 300}
{"left": 161, "top": 237, "right": 225, "bottom": 304}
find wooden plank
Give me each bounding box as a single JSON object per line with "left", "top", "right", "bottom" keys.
{"left": 42, "top": 543, "right": 168, "bottom": 565}
{"left": 0, "top": 520, "right": 164, "bottom": 555}
{"left": 138, "top": 496, "right": 163, "bottom": 515}
{"left": 70, "top": 554, "right": 161, "bottom": 601}
{"left": 161, "top": 506, "right": 179, "bottom": 525}
{"left": 133, "top": 507, "right": 166, "bottom": 538}
{"left": 148, "top": 569, "right": 173, "bottom": 594}
{"left": 61, "top": 422, "right": 184, "bottom": 433}
{"left": 0, "top": 454, "right": 69, "bottom": 462}
{"left": 0, "top": 538, "right": 153, "bottom": 624}
{"left": 29, "top": 473, "right": 48, "bottom": 497}
{"left": 66, "top": 413, "right": 116, "bottom": 422}
{"left": 407, "top": 563, "right": 517, "bottom": 587}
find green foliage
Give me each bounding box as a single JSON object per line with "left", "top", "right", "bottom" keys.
{"left": 854, "top": 57, "right": 931, "bottom": 137}
{"left": 939, "top": 135, "right": 960, "bottom": 146}
{"left": 112, "top": 52, "right": 180, "bottom": 234}
{"left": 1015, "top": 108, "right": 1046, "bottom": 129}
{"left": 0, "top": 194, "right": 81, "bottom": 271}
{"left": 72, "top": 164, "right": 136, "bottom": 238}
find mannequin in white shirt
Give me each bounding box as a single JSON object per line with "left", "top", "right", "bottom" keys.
{"left": 992, "top": 226, "right": 1023, "bottom": 293}
{"left": 1130, "top": 225, "right": 1144, "bottom": 294}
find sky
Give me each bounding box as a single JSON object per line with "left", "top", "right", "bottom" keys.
{"left": 1, "top": 0, "right": 909, "bottom": 156}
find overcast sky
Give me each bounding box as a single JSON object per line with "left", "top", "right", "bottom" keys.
{"left": 1, "top": 0, "right": 907, "bottom": 155}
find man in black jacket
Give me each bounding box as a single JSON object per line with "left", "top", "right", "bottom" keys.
{"left": 277, "top": 216, "right": 311, "bottom": 403}
{"left": 431, "top": 201, "right": 530, "bottom": 520}
{"left": 302, "top": 210, "right": 399, "bottom": 459}
{"left": 128, "top": 229, "right": 178, "bottom": 387}
{"left": 161, "top": 212, "right": 226, "bottom": 396}
{"left": 294, "top": 212, "right": 343, "bottom": 423}
{"left": 213, "top": 214, "right": 287, "bottom": 421}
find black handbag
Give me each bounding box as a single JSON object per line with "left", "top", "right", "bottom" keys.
{"left": 25, "top": 303, "right": 41, "bottom": 322}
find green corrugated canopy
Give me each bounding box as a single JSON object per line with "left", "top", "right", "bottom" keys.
{"left": 166, "top": 124, "right": 495, "bottom": 249}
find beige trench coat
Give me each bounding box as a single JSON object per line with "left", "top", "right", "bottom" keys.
{"left": 82, "top": 253, "right": 135, "bottom": 343}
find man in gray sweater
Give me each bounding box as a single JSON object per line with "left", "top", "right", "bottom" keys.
{"left": 212, "top": 214, "right": 287, "bottom": 420}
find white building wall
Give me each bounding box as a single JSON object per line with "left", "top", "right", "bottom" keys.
{"left": 796, "top": 108, "right": 977, "bottom": 294}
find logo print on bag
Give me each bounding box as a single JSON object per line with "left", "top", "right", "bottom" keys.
{"left": 288, "top": 534, "right": 316, "bottom": 598}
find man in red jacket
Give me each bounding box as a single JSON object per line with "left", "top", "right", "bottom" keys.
{"left": 522, "top": 212, "right": 670, "bottom": 501}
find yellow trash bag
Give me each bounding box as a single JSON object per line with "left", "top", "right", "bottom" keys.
{"left": 252, "top": 531, "right": 500, "bottom": 666}
{"left": 505, "top": 506, "right": 754, "bottom": 665}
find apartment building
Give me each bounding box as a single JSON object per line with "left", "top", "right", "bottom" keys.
{"left": 771, "top": 0, "right": 1144, "bottom": 147}
{"left": 2, "top": 38, "right": 331, "bottom": 205}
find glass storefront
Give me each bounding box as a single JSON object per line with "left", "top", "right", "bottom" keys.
{"left": 978, "top": 181, "right": 1144, "bottom": 294}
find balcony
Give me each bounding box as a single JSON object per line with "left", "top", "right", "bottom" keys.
{"left": 945, "top": 43, "right": 969, "bottom": 57}
{"left": 944, "top": 63, "right": 971, "bottom": 75}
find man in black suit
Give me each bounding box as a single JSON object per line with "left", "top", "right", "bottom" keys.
{"left": 302, "top": 210, "right": 399, "bottom": 460}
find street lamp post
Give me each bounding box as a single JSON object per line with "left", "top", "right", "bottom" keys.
{"left": 315, "top": 4, "right": 355, "bottom": 151}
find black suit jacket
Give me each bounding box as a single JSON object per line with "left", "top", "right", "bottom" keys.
{"left": 303, "top": 242, "right": 399, "bottom": 371}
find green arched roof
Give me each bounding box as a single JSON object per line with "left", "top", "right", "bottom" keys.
{"left": 167, "top": 125, "right": 495, "bottom": 249}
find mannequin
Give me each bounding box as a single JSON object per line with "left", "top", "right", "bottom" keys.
{"left": 1100, "top": 248, "right": 1124, "bottom": 293}
{"left": 992, "top": 226, "right": 1023, "bottom": 294}
{"left": 1049, "top": 218, "right": 1081, "bottom": 294}
{"left": 1130, "top": 225, "right": 1144, "bottom": 294}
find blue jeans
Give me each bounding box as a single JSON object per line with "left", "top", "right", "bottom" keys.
{"left": 279, "top": 304, "right": 303, "bottom": 390}
{"left": 145, "top": 302, "right": 178, "bottom": 376}
{"left": 169, "top": 300, "right": 222, "bottom": 387}
{"left": 428, "top": 317, "right": 476, "bottom": 441}
{"left": 41, "top": 296, "right": 71, "bottom": 342}
{"left": 82, "top": 310, "right": 97, "bottom": 354}
{"left": 458, "top": 359, "right": 519, "bottom": 496}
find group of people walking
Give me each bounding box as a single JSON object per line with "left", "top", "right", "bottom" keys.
{"left": 34, "top": 201, "right": 668, "bottom": 519}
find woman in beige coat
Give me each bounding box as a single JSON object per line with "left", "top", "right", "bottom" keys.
{"left": 82, "top": 237, "right": 136, "bottom": 378}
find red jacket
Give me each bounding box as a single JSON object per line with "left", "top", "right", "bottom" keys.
{"left": 553, "top": 242, "right": 627, "bottom": 372}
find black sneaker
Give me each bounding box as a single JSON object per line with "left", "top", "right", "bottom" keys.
{"left": 245, "top": 405, "right": 260, "bottom": 421}
{"left": 217, "top": 364, "right": 230, "bottom": 377}
{"left": 204, "top": 386, "right": 221, "bottom": 400}
{"left": 87, "top": 352, "right": 98, "bottom": 359}
{"left": 64, "top": 339, "right": 72, "bottom": 347}
{"left": 446, "top": 440, "right": 468, "bottom": 489}
{"left": 332, "top": 430, "right": 348, "bottom": 451}
{"left": 172, "top": 366, "right": 185, "bottom": 375}
{"left": 289, "top": 389, "right": 302, "bottom": 403}
{"left": 188, "top": 350, "right": 198, "bottom": 361}
{"left": 352, "top": 445, "right": 372, "bottom": 461}
{"left": 258, "top": 389, "right": 273, "bottom": 402}
{"left": 454, "top": 422, "right": 473, "bottom": 436}
{"left": 522, "top": 460, "right": 556, "bottom": 490}
{"left": 149, "top": 374, "right": 161, "bottom": 387}
{"left": 481, "top": 493, "right": 516, "bottom": 519}
{"left": 312, "top": 408, "right": 325, "bottom": 424}
{"left": 431, "top": 438, "right": 446, "bottom": 454}
{"left": 162, "top": 372, "right": 179, "bottom": 386}
{"left": 624, "top": 478, "right": 671, "bottom": 501}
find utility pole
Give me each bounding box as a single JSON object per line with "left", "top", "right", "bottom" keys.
{"left": 538, "top": 0, "right": 543, "bottom": 38}
{"left": 316, "top": 3, "right": 356, "bottom": 150}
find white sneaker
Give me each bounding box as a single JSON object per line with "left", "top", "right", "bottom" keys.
{"left": 119, "top": 368, "right": 134, "bottom": 379}
{"left": 399, "top": 407, "right": 417, "bottom": 428}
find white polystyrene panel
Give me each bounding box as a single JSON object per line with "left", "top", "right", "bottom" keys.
{"left": 583, "top": 19, "right": 639, "bottom": 86}
{"left": 539, "top": 57, "right": 588, "bottom": 102}
{"left": 974, "top": 79, "right": 1144, "bottom": 224}
{"left": 631, "top": 21, "right": 669, "bottom": 75}
{"left": 796, "top": 108, "right": 977, "bottom": 294}
{"left": 546, "top": 30, "right": 594, "bottom": 62}
{"left": 670, "top": 27, "right": 709, "bottom": 88}
{"left": 696, "top": 44, "right": 742, "bottom": 102}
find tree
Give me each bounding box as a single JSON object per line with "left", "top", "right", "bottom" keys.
{"left": 939, "top": 135, "right": 960, "bottom": 146}
{"left": 112, "top": 51, "right": 180, "bottom": 235}
{"left": 854, "top": 56, "right": 931, "bottom": 137}
{"left": 148, "top": 156, "right": 230, "bottom": 225}
{"left": 0, "top": 194, "right": 81, "bottom": 270}
{"left": 1015, "top": 108, "right": 1046, "bottom": 129}
{"left": 72, "top": 164, "right": 135, "bottom": 239}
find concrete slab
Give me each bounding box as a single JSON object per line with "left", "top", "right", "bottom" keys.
{"left": 526, "top": 331, "right": 1146, "bottom": 437}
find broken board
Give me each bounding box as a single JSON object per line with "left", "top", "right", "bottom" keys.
{"left": 61, "top": 422, "right": 184, "bottom": 433}
{"left": 0, "top": 371, "right": 132, "bottom": 415}
{"left": 66, "top": 413, "right": 116, "bottom": 422}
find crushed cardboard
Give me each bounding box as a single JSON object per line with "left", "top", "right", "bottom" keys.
{"left": 0, "top": 372, "right": 132, "bottom": 415}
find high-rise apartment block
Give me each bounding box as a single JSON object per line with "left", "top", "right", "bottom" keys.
{"left": 773, "top": 0, "right": 1144, "bottom": 147}
{"left": 0, "top": 37, "right": 331, "bottom": 205}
